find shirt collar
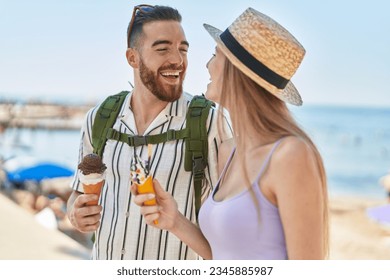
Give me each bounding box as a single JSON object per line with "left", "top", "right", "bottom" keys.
{"left": 125, "top": 90, "right": 187, "bottom": 119}
{"left": 119, "top": 91, "right": 188, "bottom": 134}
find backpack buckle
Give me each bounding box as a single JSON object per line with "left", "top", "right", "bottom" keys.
{"left": 192, "top": 156, "right": 206, "bottom": 173}
{"left": 128, "top": 135, "right": 148, "bottom": 147}
{"left": 166, "top": 129, "right": 176, "bottom": 141}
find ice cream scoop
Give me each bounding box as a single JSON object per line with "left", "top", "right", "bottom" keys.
{"left": 131, "top": 152, "right": 158, "bottom": 225}
{"left": 78, "top": 153, "right": 107, "bottom": 206}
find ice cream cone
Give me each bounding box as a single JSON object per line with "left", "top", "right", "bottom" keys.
{"left": 135, "top": 176, "right": 158, "bottom": 224}
{"left": 78, "top": 153, "right": 107, "bottom": 206}
{"left": 135, "top": 176, "right": 156, "bottom": 206}
{"left": 83, "top": 180, "right": 104, "bottom": 206}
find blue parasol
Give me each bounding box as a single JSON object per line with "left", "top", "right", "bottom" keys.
{"left": 6, "top": 162, "right": 74, "bottom": 183}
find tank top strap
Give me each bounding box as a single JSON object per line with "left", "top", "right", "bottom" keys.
{"left": 255, "top": 138, "right": 284, "bottom": 182}
{"left": 219, "top": 146, "right": 236, "bottom": 180}
{"left": 213, "top": 146, "right": 236, "bottom": 193}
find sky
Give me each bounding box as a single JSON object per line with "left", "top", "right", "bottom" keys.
{"left": 0, "top": 0, "right": 389, "bottom": 107}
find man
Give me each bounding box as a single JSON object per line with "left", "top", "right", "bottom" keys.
{"left": 67, "top": 5, "right": 232, "bottom": 260}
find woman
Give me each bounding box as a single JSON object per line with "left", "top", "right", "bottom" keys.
{"left": 132, "top": 7, "right": 328, "bottom": 260}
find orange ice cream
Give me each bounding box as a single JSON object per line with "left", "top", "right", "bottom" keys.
{"left": 131, "top": 154, "right": 158, "bottom": 224}
{"left": 130, "top": 155, "right": 156, "bottom": 206}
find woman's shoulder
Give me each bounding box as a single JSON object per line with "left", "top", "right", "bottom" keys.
{"left": 272, "top": 136, "right": 318, "bottom": 175}
{"left": 276, "top": 136, "right": 314, "bottom": 158}
{"left": 269, "top": 136, "right": 322, "bottom": 196}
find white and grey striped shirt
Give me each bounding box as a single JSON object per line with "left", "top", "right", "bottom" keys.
{"left": 71, "top": 91, "right": 232, "bottom": 260}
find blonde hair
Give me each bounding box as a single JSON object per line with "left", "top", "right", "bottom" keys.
{"left": 217, "top": 58, "right": 329, "bottom": 258}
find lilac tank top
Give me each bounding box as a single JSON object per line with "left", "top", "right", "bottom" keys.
{"left": 198, "top": 139, "right": 287, "bottom": 259}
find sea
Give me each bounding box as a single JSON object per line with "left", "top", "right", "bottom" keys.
{"left": 1, "top": 105, "right": 390, "bottom": 199}
{"left": 290, "top": 105, "right": 390, "bottom": 199}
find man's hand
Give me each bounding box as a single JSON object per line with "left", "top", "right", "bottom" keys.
{"left": 67, "top": 191, "right": 102, "bottom": 233}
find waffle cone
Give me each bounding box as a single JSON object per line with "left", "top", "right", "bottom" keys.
{"left": 83, "top": 180, "right": 104, "bottom": 206}
{"left": 135, "top": 176, "right": 156, "bottom": 206}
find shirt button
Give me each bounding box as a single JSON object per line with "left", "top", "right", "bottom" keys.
{"left": 121, "top": 249, "right": 126, "bottom": 255}
{"left": 125, "top": 212, "right": 130, "bottom": 217}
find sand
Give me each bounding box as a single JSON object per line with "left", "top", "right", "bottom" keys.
{"left": 1, "top": 191, "right": 389, "bottom": 260}
{"left": 0, "top": 193, "right": 90, "bottom": 260}
{"left": 329, "top": 195, "right": 390, "bottom": 259}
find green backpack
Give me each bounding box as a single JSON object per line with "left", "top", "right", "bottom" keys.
{"left": 91, "top": 91, "right": 214, "bottom": 220}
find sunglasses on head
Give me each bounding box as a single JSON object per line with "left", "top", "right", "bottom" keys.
{"left": 127, "top": 4, "right": 155, "bottom": 48}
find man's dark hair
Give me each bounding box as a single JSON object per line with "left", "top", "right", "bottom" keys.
{"left": 127, "top": 5, "right": 182, "bottom": 48}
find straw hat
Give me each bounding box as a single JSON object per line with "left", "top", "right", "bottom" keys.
{"left": 204, "top": 8, "right": 305, "bottom": 106}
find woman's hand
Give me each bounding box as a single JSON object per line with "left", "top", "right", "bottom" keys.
{"left": 131, "top": 179, "right": 178, "bottom": 230}
{"left": 131, "top": 179, "right": 213, "bottom": 259}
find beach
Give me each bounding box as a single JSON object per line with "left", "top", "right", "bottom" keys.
{"left": 0, "top": 191, "right": 389, "bottom": 260}
{"left": 329, "top": 195, "right": 390, "bottom": 259}
{"left": 0, "top": 192, "right": 90, "bottom": 260}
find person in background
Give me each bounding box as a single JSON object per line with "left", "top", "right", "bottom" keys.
{"left": 66, "top": 4, "right": 232, "bottom": 260}
{"left": 133, "top": 7, "right": 329, "bottom": 260}
{"left": 379, "top": 172, "right": 390, "bottom": 202}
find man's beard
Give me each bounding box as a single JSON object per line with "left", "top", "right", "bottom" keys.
{"left": 139, "top": 58, "right": 184, "bottom": 102}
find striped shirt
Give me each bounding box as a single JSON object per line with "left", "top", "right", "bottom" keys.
{"left": 71, "top": 91, "right": 232, "bottom": 260}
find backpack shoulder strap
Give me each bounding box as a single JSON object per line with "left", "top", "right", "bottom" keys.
{"left": 184, "top": 95, "right": 214, "bottom": 220}
{"left": 92, "top": 91, "right": 129, "bottom": 157}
